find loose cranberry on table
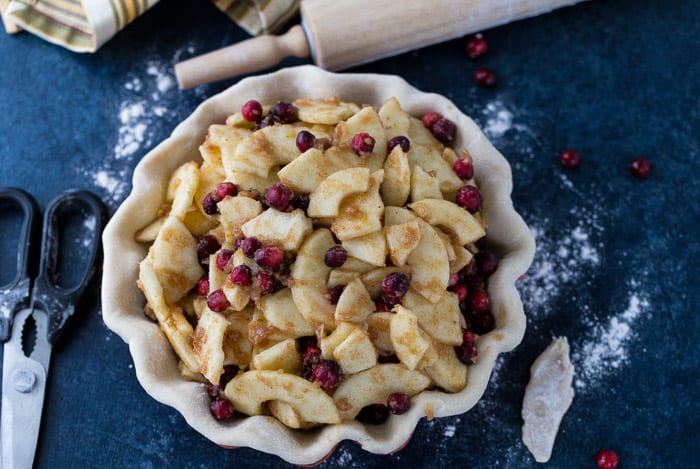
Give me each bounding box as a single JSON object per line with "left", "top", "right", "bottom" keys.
{"left": 629, "top": 157, "right": 651, "bottom": 178}
{"left": 254, "top": 245, "right": 284, "bottom": 271}
{"left": 207, "top": 289, "right": 230, "bottom": 312}
{"left": 264, "top": 183, "right": 293, "bottom": 211}
{"left": 197, "top": 234, "right": 221, "bottom": 261}
{"left": 453, "top": 158, "right": 474, "bottom": 179}
{"left": 269, "top": 101, "right": 298, "bottom": 123}
{"left": 240, "top": 236, "right": 262, "bottom": 258}
{"left": 324, "top": 245, "right": 348, "bottom": 268}
{"left": 560, "top": 148, "right": 582, "bottom": 169}
{"left": 201, "top": 192, "right": 220, "bottom": 215}
{"left": 296, "top": 130, "right": 317, "bottom": 152}
{"left": 210, "top": 398, "right": 235, "bottom": 420}
{"left": 386, "top": 393, "right": 411, "bottom": 415}
{"left": 215, "top": 181, "right": 237, "bottom": 200}
{"left": 241, "top": 99, "right": 263, "bottom": 122}
{"left": 596, "top": 449, "right": 620, "bottom": 469}
{"left": 230, "top": 264, "right": 252, "bottom": 286}
{"left": 466, "top": 33, "right": 488, "bottom": 58}
{"left": 382, "top": 271, "right": 410, "bottom": 304}
{"left": 311, "top": 359, "right": 342, "bottom": 390}
{"left": 357, "top": 403, "right": 390, "bottom": 425}
{"left": 387, "top": 135, "right": 411, "bottom": 153}
{"left": 431, "top": 117, "right": 457, "bottom": 144}
{"left": 474, "top": 67, "right": 497, "bottom": 87}
{"left": 456, "top": 185, "right": 482, "bottom": 213}
{"left": 352, "top": 132, "right": 376, "bottom": 155}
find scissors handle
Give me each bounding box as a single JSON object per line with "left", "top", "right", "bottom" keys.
{"left": 0, "top": 187, "right": 39, "bottom": 342}
{"left": 32, "top": 190, "right": 107, "bottom": 344}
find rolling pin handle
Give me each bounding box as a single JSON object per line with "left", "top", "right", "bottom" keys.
{"left": 174, "top": 25, "right": 311, "bottom": 89}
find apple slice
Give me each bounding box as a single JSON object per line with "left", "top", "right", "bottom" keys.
{"left": 193, "top": 307, "right": 229, "bottom": 384}
{"left": 410, "top": 165, "right": 443, "bottom": 202}
{"left": 293, "top": 97, "right": 359, "bottom": 124}
{"left": 405, "top": 219, "right": 449, "bottom": 303}
{"left": 390, "top": 305, "right": 431, "bottom": 370}
{"left": 331, "top": 170, "right": 384, "bottom": 241}
{"left": 409, "top": 198, "right": 486, "bottom": 245}
{"left": 278, "top": 147, "right": 357, "bottom": 193}
{"left": 378, "top": 97, "right": 411, "bottom": 139}
{"left": 307, "top": 167, "right": 371, "bottom": 217}
{"left": 334, "top": 106, "right": 388, "bottom": 171}
{"left": 380, "top": 146, "right": 411, "bottom": 207}
{"left": 257, "top": 288, "right": 316, "bottom": 337}
{"left": 400, "top": 288, "right": 463, "bottom": 345}
{"left": 384, "top": 220, "right": 421, "bottom": 266}
{"left": 423, "top": 340, "right": 468, "bottom": 392}
{"left": 341, "top": 231, "right": 387, "bottom": 267}
{"left": 251, "top": 338, "right": 301, "bottom": 374}
{"left": 241, "top": 208, "right": 313, "bottom": 251}
{"left": 333, "top": 328, "right": 377, "bottom": 374}
{"left": 334, "top": 278, "right": 375, "bottom": 323}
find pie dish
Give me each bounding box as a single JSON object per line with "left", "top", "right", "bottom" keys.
{"left": 101, "top": 65, "right": 535, "bottom": 465}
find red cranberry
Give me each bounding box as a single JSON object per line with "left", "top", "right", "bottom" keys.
{"left": 197, "top": 235, "right": 221, "bottom": 261}
{"left": 264, "top": 183, "right": 293, "bottom": 211}
{"left": 326, "top": 285, "right": 345, "bottom": 305}
{"left": 216, "top": 249, "right": 234, "bottom": 271}
{"left": 456, "top": 185, "right": 482, "bottom": 213}
{"left": 463, "top": 274, "right": 486, "bottom": 291}
{"left": 470, "top": 310, "right": 495, "bottom": 334}
{"left": 210, "top": 398, "right": 235, "bottom": 420}
{"left": 596, "top": 449, "right": 620, "bottom": 469}
{"left": 207, "top": 289, "right": 230, "bottom": 312}
{"left": 422, "top": 111, "right": 442, "bottom": 129}
{"left": 431, "top": 118, "right": 457, "bottom": 144}
{"left": 201, "top": 192, "right": 220, "bottom": 215}
{"left": 216, "top": 182, "right": 238, "bottom": 200}
{"left": 630, "top": 157, "right": 651, "bottom": 179}
{"left": 292, "top": 193, "right": 310, "bottom": 211}
{"left": 560, "top": 149, "right": 582, "bottom": 169}
{"left": 219, "top": 364, "right": 239, "bottom": 387}
{"left": 303, "top": 346, "right": 322, "bottom": 368}
{"left": 466, "top": 33, "right": 488, "bottom": 58}
{"left": 270, "top": 101, "right": 298, "bottom": 123}
{"left": 196, "top": 276, "right": 210, "bottom": 297}
{"left": 351, "top": 132, "right": 376, "bottom": 155}
{"left": 241, "top": 100, "right": 263, "bottom": 122}
{"left": 230, "top": 265, "right": 252, "bottom": 286}
{"left": 296, "top": 130, "right": 316, "bottom": 152}
{"left": 206, "top": 383, "right": 220, "bottom": 399}
{"left": 448, "top": 273, "right": 460, "bottom": 287}
{"left": 452, "top": 284, "right": 468, "bottom": 302}
{"left": 240, "top": 237, "right": 262, "bottom": 258}
{"left": 475, "top": 67, "right": 497, "bottom": 87}
{"left": 357, "top": 404, "right": 389, "bottom": 424}
{"left": 255, "top": 113, "right": 281, "bottom": 129}
{"left": 386, "top": 393, "right": 410, "bottom": 415}
{"left": 311, "top": 359, "right": 342, "bottom": 390}
{"left": 324, "top": 246, "right": 347, "bottom": 268}
{"left": 453, "top": 159, "right": 474, "bottom": 179}
{"left": 256, "top": 272, "right": 276, "bottom": 295}
{"left": 375, "top": 299, "right": 389, "bottom": 312}
{"left": 468, "top": 290, "right": 491, "bottom": 313}
{"left": 254, "top": 245, "right": 284, "bottom": 270}
{"left": 382, "top": 272, "right": 410, "bottom": 304}
{"left": 387, "top": 135, "right": 411, "bottom": 153}
{"left": 475, "top": 250, "right": 499, "bottom": 276}
{"left": 455, "top": 329, "right": 478, "bottom": 365}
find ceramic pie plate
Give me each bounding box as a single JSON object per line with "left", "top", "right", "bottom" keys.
{"left": 101, "top": 65, "right": 536, "bottom": 465}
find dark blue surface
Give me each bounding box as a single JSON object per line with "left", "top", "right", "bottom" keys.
{"left": 1, "top": 0, "right": 699, "bottom": 467}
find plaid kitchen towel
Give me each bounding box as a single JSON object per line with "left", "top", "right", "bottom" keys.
{"left": 1, "top": 0, "right": 299, "bottom": 52}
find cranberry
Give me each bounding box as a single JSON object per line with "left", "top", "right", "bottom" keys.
{"left": 456, "top": 185, "right": 482, "bottom": 213}
{"left": 470, "top": 310, "right": 495, "bottom": 334}
{"left": 466, "top": 33, "right": 488, "bottom": 58}
{"left": 463, "top": 274, "right": 486, "bottom": 291}
{"left": 326, "top": 285, "right": 345, "bottom": 305}
{"left": 422, "top": 111, "right": 442, "bottom": 129}
{"left": 357, "top": 404, "right": 389, "bottom": 425}
{"left": 197, "top": 235, "right": 221, "bottom": 261}
{"left": 475, "top": 67, "right": 497, "bottom": 87}
{"left": 216, "top": 182, "right": 238, "bottom": 200}
{"left": 255, "top": 113, "right": 281, "bottom": 129}
{"left": 219, "top": 364, "right": 239, "bottom": 387}
{"left": 382, "top": 272, "right": 410, "bottom": 304}
{"left": 296, "top": 130, "right": 316, "bottom": 152}
{"left": 630, "top": 157, "right": 651, "bottom": 178}
{"left": 431, "top": 118, "right": 457, "bottom": 144}
{"left": 560, "top": 149, "right": 582, "bottom": 169}
{"left": 475, "top": 250, "right": 499, "bottom": 276}
{"left": 302, "top": 346, "right": 322, "bottom": 368}
{"left": 270, "top": 101, "right": 298, "bottom": 123}
{"left": 230, "top": 265, "right": 252, "bottom": 286}
{"left": 241, "top": 99, "right": 263, "bottom": 122}
{"left": 216, "top": 249, "right": 234, "bottom": 271}
{"left": 196, "top": 276, "right": 210, "bottom": 297}
{"left": 210, "top": 398, "right": 235, "bottom": 420}
{"left": 298, "top": 335, "right": 318, "bottom": 351}
{"left": 324, "top": 246, "right": 348, "bottom": 268}
{"left": 256, "top": 272, "right": 276, "bottom": 295}
{"left": 206, "top": 383, "right": 220, "bottom": 399}
{"left": 596, "top": 449, "right": 620, "bottom": 469}
{"left": 386, "top": 393, "right": 410, "bottom": 415}
{"left": 387, "top": 135, "right": 411, "bottom": 153}
{"left": 455, "top": 329, "right": 478, "bottom": 365}
{"left": 292, "top": 193, "right": 310, "bottom": 211}
{"left": 264, "top": 183, "right": 293, "bottom": 211}
{"left": 240, "top": 237, "right": 261, "bottom": 258}
{"left": 468, "top": 290, "right": 491, "bottom": 313}
{"left": 201, "top": 192, "right": 220, "bottom": 215}
{"left": 453, "top": 159, "right": 474, "bottom": 179}
{"left": 448, "top": 273, "right": 460, "bottom": 287}
{"left": 207, "top": 289, "right": 230, "bottom": 312}
{"left": 311, "top": 360, "right": 342, "bottom": 390}
{"left": 254, "top": 245, "right": 284, "bottom": 270}
{"left": 452, "top": 284, "right": 468, "bottom": 302}
{"left": 351, "top": 132, "right": 376, "bottom": 155}
{"left": 375, "top": 299, "right": 389, "bottom": 312}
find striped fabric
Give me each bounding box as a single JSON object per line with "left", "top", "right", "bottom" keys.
{"left": 1, "top": 0, "right": 300, "bottom": 52}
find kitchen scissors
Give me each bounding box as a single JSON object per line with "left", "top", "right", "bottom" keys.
{"left": 0, "top": 187, "right": 106, "bottom": 469}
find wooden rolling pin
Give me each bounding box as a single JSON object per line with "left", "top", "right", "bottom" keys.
{"left": 175, "top": 0, "right": 590, "bottom": 89}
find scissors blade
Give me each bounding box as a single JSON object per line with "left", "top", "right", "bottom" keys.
{"left": 1, "top": 308, "right": 52, "bottom": 469}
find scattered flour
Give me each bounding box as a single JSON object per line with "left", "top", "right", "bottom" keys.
{"left": 482, "top": 101, "right": 514, "bottom": 139}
